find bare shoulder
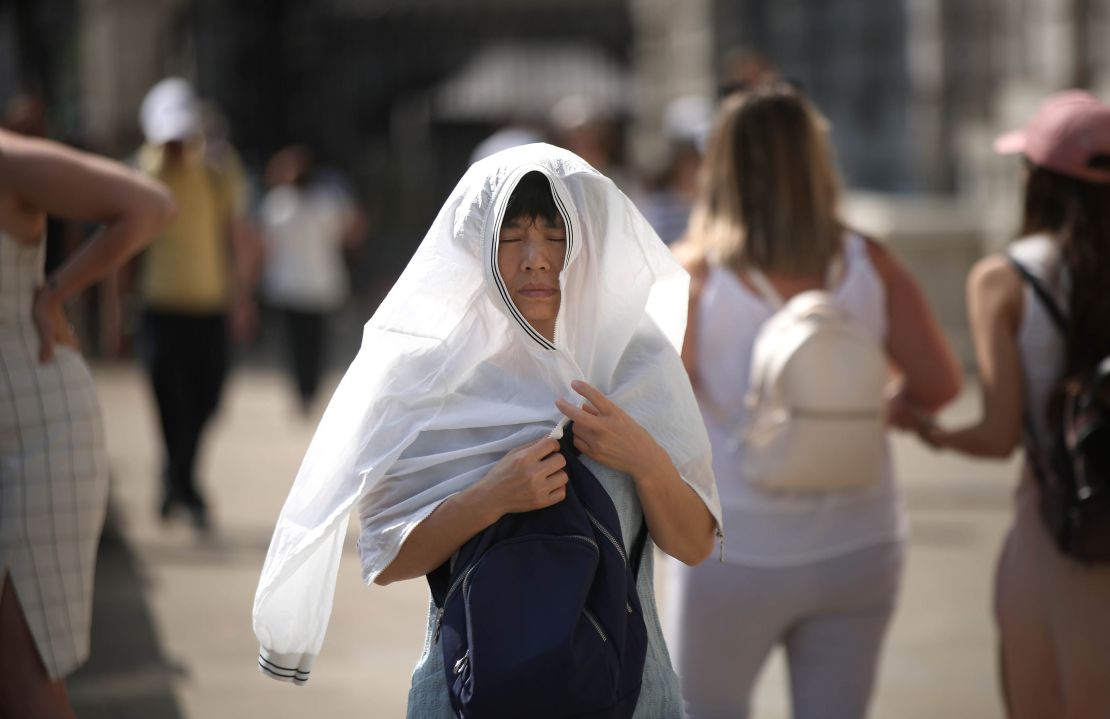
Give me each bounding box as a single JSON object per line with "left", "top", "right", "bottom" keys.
{"left": 859, "top": 234, "right": 900, "bottom": 278}
{"left": 859, "top": 235, "right": 924, "bottom": 298}
{"left": 967, "top": 253, "right": 1020, "bottom": 292}
{"left": 0, "top": 128, "right": 26, "bottom": 181}
{"left": 0, "top": 131, "right": 48, "bottom": 243}
{"left": 967, "top": 253, "right": 1022, "bottom": 324}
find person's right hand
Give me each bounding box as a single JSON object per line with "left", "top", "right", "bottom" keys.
{"left": 32, "top": 285, "right": 78, "bottom": 364}
{"left": 473, "top": 437, "right": 568, "bottom": 517}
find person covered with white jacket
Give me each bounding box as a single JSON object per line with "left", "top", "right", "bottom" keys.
{"left": 252, "top": 144, "right": 722, "bottom": 717}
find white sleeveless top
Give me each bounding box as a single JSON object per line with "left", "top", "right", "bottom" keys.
{"left": 1008, "top": 234, "right": 1068, "bottom": 445}
{"left": 695, "top": 233, "right": 905, "bottom": 566}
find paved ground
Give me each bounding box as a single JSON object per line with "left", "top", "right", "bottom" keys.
{"left": 67, "top": 363, "right": 1018, "bottom": 719}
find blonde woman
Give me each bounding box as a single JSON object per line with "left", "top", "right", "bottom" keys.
{"left": 667, "top": 85, "right": 961, "bottom": 719}
{"left": 0, "top": 128, "right": 173, "bottom": 718}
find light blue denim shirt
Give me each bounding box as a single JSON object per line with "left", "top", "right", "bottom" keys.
{"left": 405, "top": 456, "right": 683, "bottom": 718}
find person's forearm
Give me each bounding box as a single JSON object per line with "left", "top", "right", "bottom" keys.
{"left": 629, "top": 443, "right": 716, "bottom": 565}
{"left": 39, "top": 216, "right": 156, "bottom": 307}
{"left": 930, "top": 421, "right": 1019, "bottom": 459}
{"left": 374, "top": 484, "right": 502, "bottom": 585}
{"left": 230, "top": 218, "right": 262, "bottom": 295}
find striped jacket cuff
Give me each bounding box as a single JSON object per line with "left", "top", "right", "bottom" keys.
{"left": 258, "top": 647, "right": 314, "bottom": 685}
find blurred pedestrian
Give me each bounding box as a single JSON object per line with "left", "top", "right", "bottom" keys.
{"left": 469, "top": 124, "right": 543, "bottom": 165}
{"left": 718, "top": 47, "right": 779, "bottom": 97}
{"left": 0, "top": 128, "right": 172, "bottom": 717}
{"left": 551, "top": 95, "right": 643, "bottom": 205}
{"left": 667, "top": 85, "right": 961, "bottom": 719}
{"left": 259, "top": 145, "right": 364, "bottom": 413}
{"left": 120, "top": 77, "right": 257, "bottom": 530}
{"left": 253, "top": 145, "right": 720, "bottom": 717}
{"left": 916, "top": 90, "right": 1110, "bottom": 717}
{"left": 640, "top": 95, "right": 712, "bottom": 246}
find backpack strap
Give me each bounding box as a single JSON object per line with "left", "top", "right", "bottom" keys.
{"left": 746, "top": 253, "right": 845, "bottom": 309}
{"left": 1008, "top": 256, "right": 1067, "bottom": 334}
{"left": 563, "top": 421, "right": 651, "bottom": 580}
{"left": 427, "top": 554, "right": 451, "bottom": 609}
{"left": 745, "top": 267, "right": 784, "bottom": 308}
{"left": 629, "top": 519, "right": 650, "bottom": 579}
{"left": 1008, "top": 255, "right": 1067, "bottom": 482}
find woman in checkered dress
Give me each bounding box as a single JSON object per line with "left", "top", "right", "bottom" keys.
{"left": 0, "top": 128, "right": 173, "bottom": 717}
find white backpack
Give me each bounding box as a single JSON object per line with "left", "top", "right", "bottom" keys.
{"left": 740, "top": 266, "right": 888, "bottom": 493}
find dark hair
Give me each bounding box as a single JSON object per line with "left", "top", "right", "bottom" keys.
{"left": 1021, "top": 161, "right": 1110, "bottom": 422}
{"left": 503, "top": 171, "right": 562, "bottom": 227}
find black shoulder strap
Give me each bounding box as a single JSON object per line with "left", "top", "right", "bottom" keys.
{"left": 1008, "top": 256, "right": 1067, "bottom": 335}
{"left": 1008, "top": 256, "right": 1064, "bottom": 483}
{"left": 561, "top": 422, "right": 652, "bottom": 578}
{"left": 427, "top": 557, "right": 450, "bottom": 609}
{"left": 629, "top": 519, "right": 650, "bottom": 579}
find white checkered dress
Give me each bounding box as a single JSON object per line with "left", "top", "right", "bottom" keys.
{"left": 0, "top": 233, "right": 108, "bottom": 680}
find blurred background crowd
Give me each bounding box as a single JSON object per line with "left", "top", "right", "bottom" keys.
{"left": 3, "top": 1, "right": 1110, "bottom": 717}
{"left": 4, "top": 0, "right": 1108, "bottom": 373}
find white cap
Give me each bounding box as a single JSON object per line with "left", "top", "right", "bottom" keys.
{"left": 140, "top": 77, "right": 200, "bottom": 144}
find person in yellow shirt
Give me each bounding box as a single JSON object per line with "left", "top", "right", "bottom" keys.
{"left": 128, "top": 77, "right": 257, "bottom": 530}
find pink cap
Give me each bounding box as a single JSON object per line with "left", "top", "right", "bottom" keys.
{"left": 994, "top": 90, "right": 1110, "bottom": 184}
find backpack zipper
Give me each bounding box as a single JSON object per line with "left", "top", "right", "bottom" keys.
{"left": 582, "top": 608, "right": 608, "bottom": 643}
{"left": 435, "top": 563, "right": 475, "bottom": 642}
{"left": 435, "top": 534, "right": 600, "bottom": 642}
{"left": 584, "top": 510, "right": 636, "bottom": 613}
{"left": 584, "top": 510, "right": 627, "bottom": 565}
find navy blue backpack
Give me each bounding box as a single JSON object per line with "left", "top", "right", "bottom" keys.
{"left": 427, "top": 423, "right": 649, "bottom": 718}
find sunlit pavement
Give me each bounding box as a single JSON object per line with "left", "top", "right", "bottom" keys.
{"left": 69, "top": 363, "right": 1015, "bottom": 719}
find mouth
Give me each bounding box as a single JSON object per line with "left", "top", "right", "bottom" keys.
{"left": 517, "top": 284, "right": 559, "bottom": 299}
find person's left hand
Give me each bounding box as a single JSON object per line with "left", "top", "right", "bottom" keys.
{"left": 555, "top": 380, "right": 665, "bottom": 476}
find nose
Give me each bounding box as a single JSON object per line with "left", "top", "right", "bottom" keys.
{"left": 521, "top": 237, "right": 553, "bottom": 272}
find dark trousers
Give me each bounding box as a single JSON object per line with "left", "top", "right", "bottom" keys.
{"left": 142, "top": 310, "right": 228, "bottom": 512}
{"left": 281, "top": 308, "right": 327, "bottom": 408}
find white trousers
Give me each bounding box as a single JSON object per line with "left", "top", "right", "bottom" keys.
{"left": 666, "top": 541, "right": 904, "bottom": 719}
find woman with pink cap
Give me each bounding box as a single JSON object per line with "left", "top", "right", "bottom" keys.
{"left": 917, "top": 91, "right": 1110, "bottom": 716}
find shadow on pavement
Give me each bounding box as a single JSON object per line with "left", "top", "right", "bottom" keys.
{"left": 68, "top": 501, "right": 186, "bottom": 719}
